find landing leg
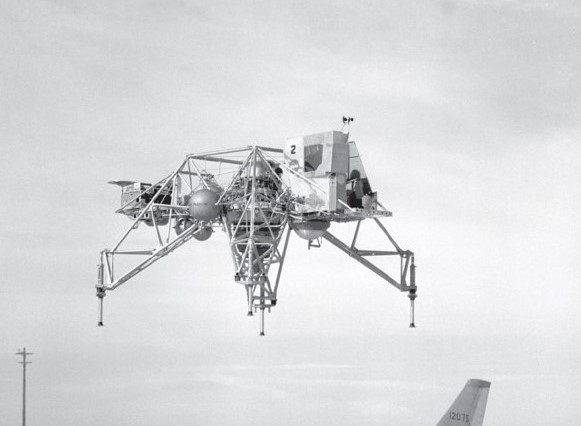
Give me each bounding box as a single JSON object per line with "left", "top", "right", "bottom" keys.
{"left": 96, "top": 261, "right": 105, "bottom": 326}
{"left": 97, "top": 291, "right": 105, "bottom": 327}
{"left": 408, "top": 289, "right": 417, "bottom": 328}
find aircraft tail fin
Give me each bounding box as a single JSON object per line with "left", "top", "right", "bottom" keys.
{"left": 436, "top": 379, "right": 491, "bottom": 426}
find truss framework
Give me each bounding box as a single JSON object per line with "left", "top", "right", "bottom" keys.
{"left": 218, "top": 148, "right": 291, "bottom": 335}
{"left": 97, "top": 145, "right": 418, "bottom": 334}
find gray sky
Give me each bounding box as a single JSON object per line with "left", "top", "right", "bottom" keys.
{"left": 1, "top": 1, "right": 580, "bottom": 425}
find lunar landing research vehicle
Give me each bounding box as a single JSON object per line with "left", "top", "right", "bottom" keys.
{"left": 97, "top": 122, "right": 418, "bottom": 335}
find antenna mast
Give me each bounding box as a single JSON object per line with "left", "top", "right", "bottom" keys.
{"left": 16, "top": 347, "right": 33, "bottom": 426}
{"left": 341, "top": 115, "right": 354, "bottom": 132}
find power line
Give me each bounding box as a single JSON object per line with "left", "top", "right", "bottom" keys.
{"left": 16, "top": 347, "right": 33, "bottom": 426}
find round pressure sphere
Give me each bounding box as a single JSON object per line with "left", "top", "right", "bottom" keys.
{"left": 292, "top": 220, "right": 330, "bottom": 240}
{"left": 188, "top": 189, "right": 220, "bottom": 222}
{"left": 193, "top": 226, "right": 213, "bottom": 241}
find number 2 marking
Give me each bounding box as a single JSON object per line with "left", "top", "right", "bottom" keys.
{"left": 290, "top": 144, "right": 296, "bottom": 154}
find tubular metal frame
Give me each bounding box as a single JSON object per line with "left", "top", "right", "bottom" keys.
{"left": 97, "top": 145, "right": 418, "bottom": 333}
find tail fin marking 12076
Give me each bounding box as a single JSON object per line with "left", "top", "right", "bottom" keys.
{"left": 436, "top": 379, "right": 491, "bottom": 426}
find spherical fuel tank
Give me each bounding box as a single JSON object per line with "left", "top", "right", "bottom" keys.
{"left": 193, "top": 226, "right": 213, "bottom": 241}
{"left": 291, "top": 220, "right": 330, "bottom": 240}
{"left": 188, "top": 189, "right": 221, "bottom": 222}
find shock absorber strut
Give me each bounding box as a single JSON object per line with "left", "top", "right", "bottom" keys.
{"left": 96, "top": 259, "right": 105, "bottom": 327}
{"left": 408, "top": 289, "right": 417, "bottom": 328}
{"left": 408, "top": 256, "right": 417, "bottom": 328}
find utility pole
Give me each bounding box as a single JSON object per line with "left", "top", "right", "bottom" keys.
{"left": 16, "top": 347, "right": 33, "bottom": 426}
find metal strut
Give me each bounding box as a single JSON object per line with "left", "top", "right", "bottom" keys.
{"left": 260, "top": 308, "right": 265, "bottom": 336}
{"left": 96, "top": 259, "right": 105, "bottom": 326}
{"left": 408, "top": 256, "right": 417, "bottom": 327}
{"left": 321, "top": 219, "right": 418, "bottom": 327}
